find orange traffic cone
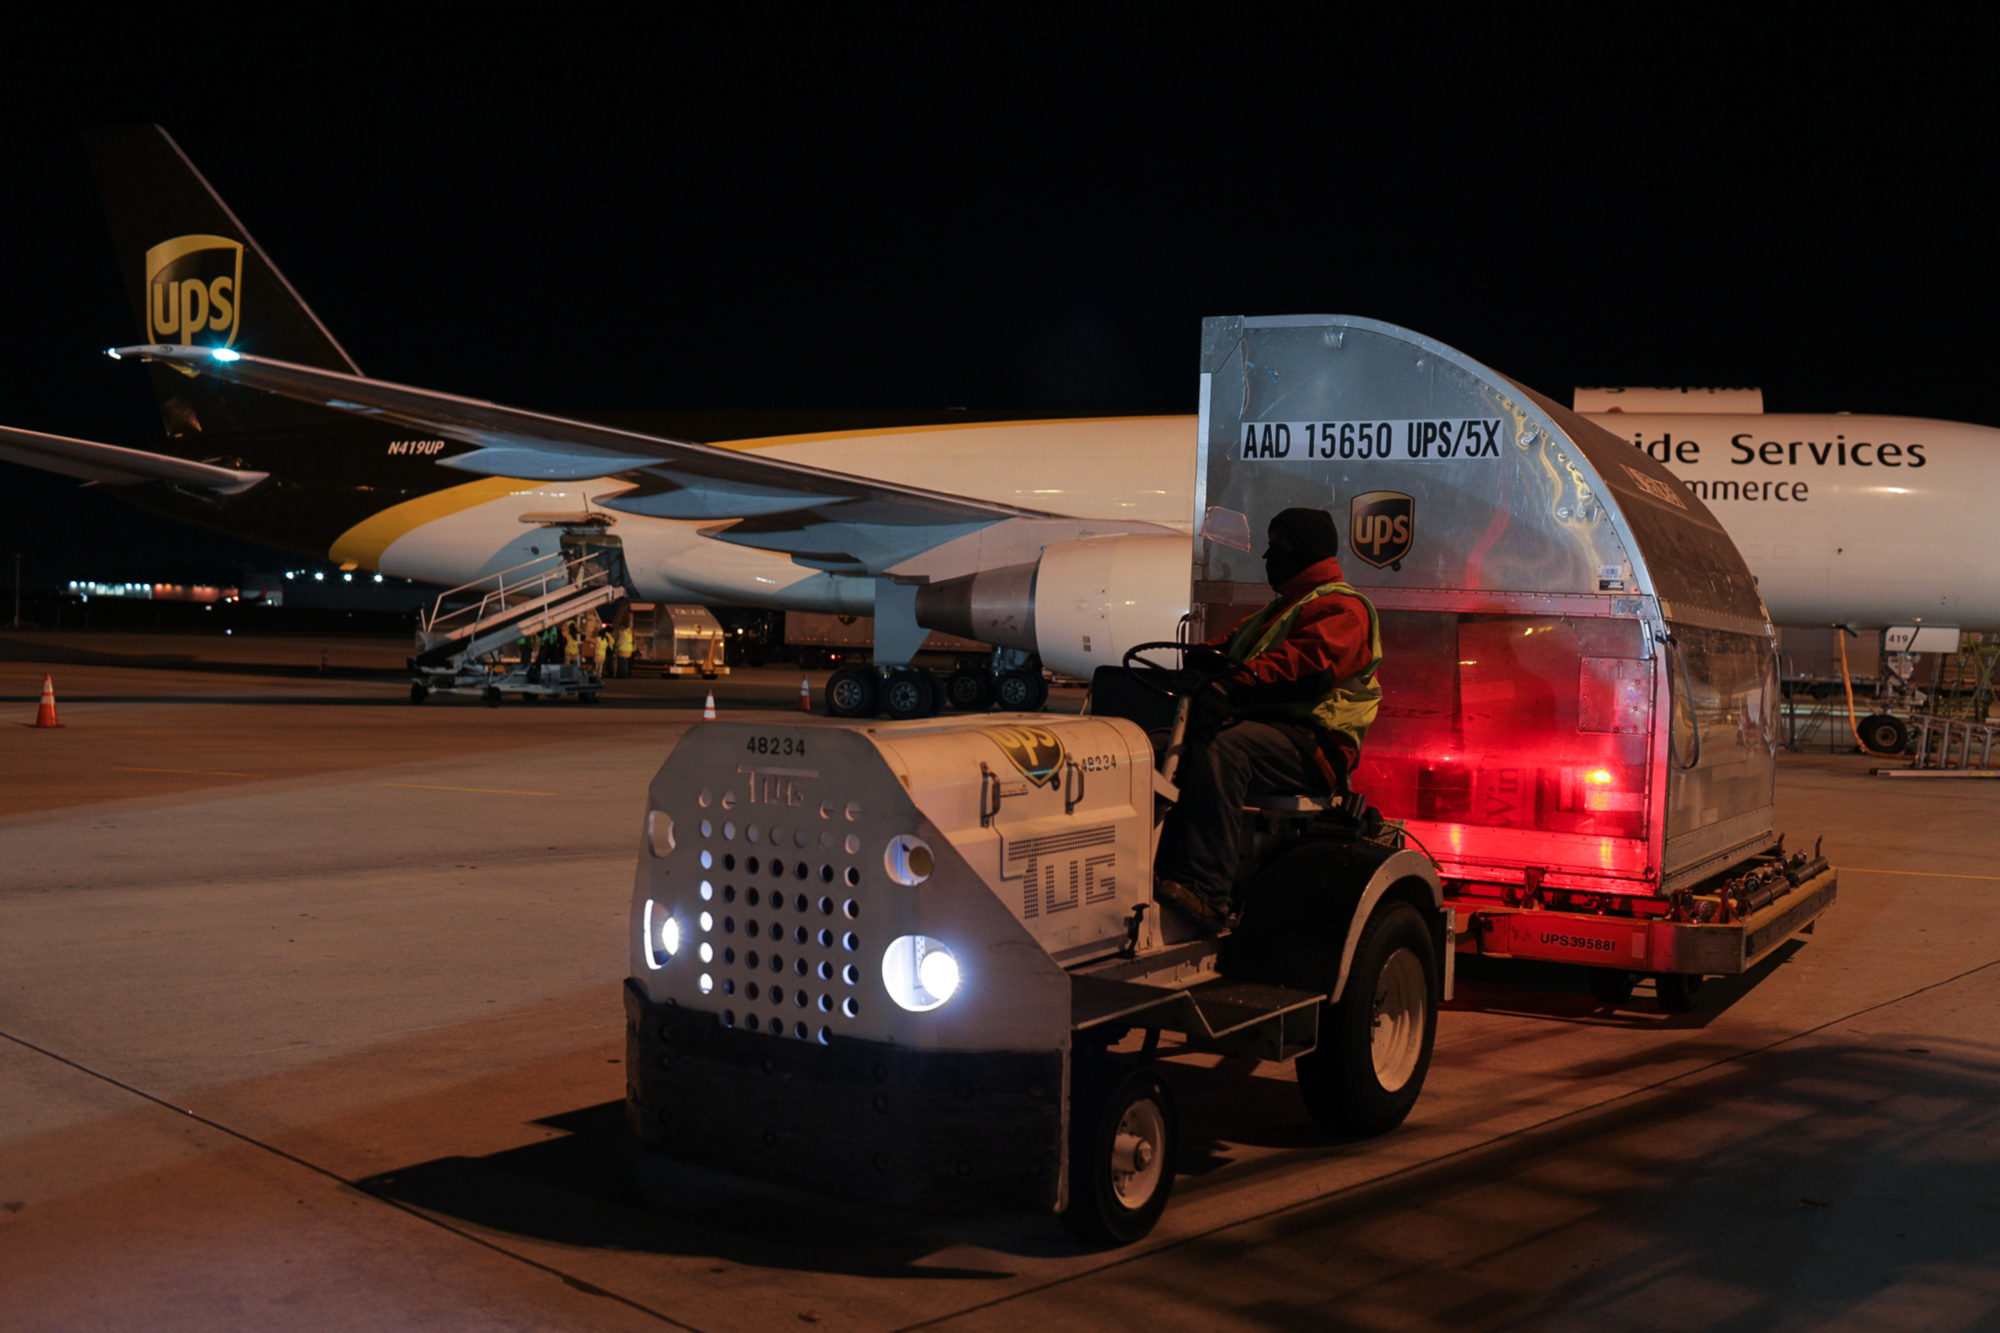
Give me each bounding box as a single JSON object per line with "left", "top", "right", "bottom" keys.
{"left": 797, "top": 678, "right": 813, "bottom": 712}
{"left": 702, "top": 691, "right": 717, "bottom": 721}
{"left": 33, "top": 674, "right": 62, "bottom": 728}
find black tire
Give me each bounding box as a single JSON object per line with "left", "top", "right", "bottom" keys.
{"left": 1295, "top": 899, "right": 1437, "bottom": 1137}
{"left": 881, "top": 667, "right": 938, "bottom": 720}
{"left": 580, "top": 691, "right": 600, "bottom": 705}
{"left": 944, "top": 667, "right": 995, "bottom": 712}
{"left": 824, "top": 666, "right": 878, "bottom": 718}
{"left": 483, "top": 687, "right": 502, "bottom": 708}
{"left": 1588, "top": 968, "right": 1638, "bottom": 1004}
{"left": 1060, "top": 1062, "right": 1177, "bottom": 1246}
{"left": 1858, "top": 713, "right": 1908, "bottom": 754}
{"left": 1655, "top": 972, "right": 1705, "bottom": 1012}
{"left": 996, "top": 667, "right": 1048, "bottom": 711}
{"left": 408, "top": 682, "right": 428, "bottom": 705}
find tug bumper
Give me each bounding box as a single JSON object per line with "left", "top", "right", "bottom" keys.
{"left": 625, "top": 980, "right": 1065, "bottom": 1214}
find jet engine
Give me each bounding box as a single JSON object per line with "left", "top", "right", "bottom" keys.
{"left": 913, "top": 532, "right": 1191, "bottom": 679}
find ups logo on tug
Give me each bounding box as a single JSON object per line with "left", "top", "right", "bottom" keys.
{"left": 146, "top": 234, "right": 242, "bottom": 348}
{"left": 986, "top": 724, "right": 1065, "bottom": 788}
{"left": 1349, "top": 491, "right": 1415, "bottom": 570}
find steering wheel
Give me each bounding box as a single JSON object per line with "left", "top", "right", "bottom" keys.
{"left": 1121, "top": 641, "right": 1228, "bottom": 697}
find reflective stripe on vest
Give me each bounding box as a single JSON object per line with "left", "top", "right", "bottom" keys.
{"left": 1223, "top": 580, "right": 1383, "bottom": 750}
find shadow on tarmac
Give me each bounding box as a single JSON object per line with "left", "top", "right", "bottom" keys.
{"left": 356, "top": 1025, "right": 2000, "bottom": 1323}
{"left": 359, "top": 1101, "right": 1081, "bottom": 1277}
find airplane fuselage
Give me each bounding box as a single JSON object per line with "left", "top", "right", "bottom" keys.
{"left": 349, "top": 410, "right": 2000, "bottom": 633}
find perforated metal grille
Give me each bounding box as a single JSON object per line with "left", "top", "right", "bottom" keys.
{"left": 689, "top": 784, "right": 867, "bottom": 1043}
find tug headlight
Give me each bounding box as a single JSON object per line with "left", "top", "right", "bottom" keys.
{"left": 883, "top": 934, "right": 960, "bottom": 1012}
{"left": 642, "top": 899, "right": 681, "bottom": 970}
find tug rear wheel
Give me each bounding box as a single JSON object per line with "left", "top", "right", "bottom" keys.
{"left": 1295, "top": 900, "right": 1437, "bottom": 1137}
{"left": 1061, "top": 1062, "right": 1177, "bottom": 1246}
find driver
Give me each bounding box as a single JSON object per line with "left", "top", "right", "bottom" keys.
{"left": 1153, "top": 507, "right": 1382, "bottom": 936}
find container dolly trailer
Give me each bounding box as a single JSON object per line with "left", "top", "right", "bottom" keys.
{"left": 624, "top": 315, "right": 1836, "bottom": 1243}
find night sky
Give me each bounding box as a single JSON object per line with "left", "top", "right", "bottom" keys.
{"left": 4, "top": 11, "right": 1994, "bottom": 586}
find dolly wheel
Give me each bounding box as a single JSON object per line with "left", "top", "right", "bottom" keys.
{"left": 483, "top": 687, "right": 502, "bottom": 708}
{"left": 1296, "top": 900, "right": 1438, "bottom": 1137}
{"left": 1061, "top": 1063, "right": 1177, "bottom": 1246}
{"left": 408, "top": 682, "right": 429, "bottom": 705}
{"left": 1655, "top": 973, "right": 1706, "bottom": 1012}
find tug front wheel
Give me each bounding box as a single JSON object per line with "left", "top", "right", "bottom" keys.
{"left": 1061, "top": 1062, "right": 1178, "bottom": 1246}
{"left": 1295, "top": 899, "right": 1437, "bottom": 1138}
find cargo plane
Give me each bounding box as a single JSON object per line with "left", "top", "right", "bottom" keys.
{"left": 4, "top": 127, "right": 1997, "bottom": 721}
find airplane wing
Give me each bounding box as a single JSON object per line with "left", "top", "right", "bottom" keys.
{"left": 0, "top": 423, "right": 268, "bottom": 493}
{"left": 115, "top": 345, "right": 1073, "bottom": 574}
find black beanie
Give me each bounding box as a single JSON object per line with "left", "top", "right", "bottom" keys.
{"left": 1266, "top": 507, "right": 1340, "bottom": 563}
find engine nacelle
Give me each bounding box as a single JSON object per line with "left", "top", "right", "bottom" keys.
{"left": 913, "top": 532, "right": 1191, "bottom": 678}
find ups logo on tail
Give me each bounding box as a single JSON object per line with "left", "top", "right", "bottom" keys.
{"left": 146, "top": 235, "right": 242, "bottom": 348}
{"left": 1349, "top": 491, "right": 1415, "bottom": 570}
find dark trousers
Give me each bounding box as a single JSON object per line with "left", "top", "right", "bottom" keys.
{"left": 1155, "top": 718, "right": 1319, "bottom": 906}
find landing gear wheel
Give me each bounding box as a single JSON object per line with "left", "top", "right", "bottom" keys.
{"left": 881, "top": 667, "right": 938, "bottom": 719}
{"left": 1295, "top": 900, "right": 1437, "bottom": 1137}
{"left": 408, "top": 682, "right": 428, "bottom": 705}
{"left": 825, "top": 666, "right": 879, "bottom": 718}
{"left": 1588, "top": 968, "right": 1638, "bottom": 1004}
{"left": 944, "top": 666, "right": 995, "bottom": 712}
{"left": 1654, "top": 972, "right": 1706, "bottom": 1012}
{"left": 996, "top": 667, "right": 1048, "bottom": 711}
{"left": 1060, "top": 1062, "right": 1178, "bottom": 1246}
{"left": 483, "top": 687, "right": 502, "bottom": 708}
{"left": 1858, "top": 713, "right": 1909, "bottom": 754}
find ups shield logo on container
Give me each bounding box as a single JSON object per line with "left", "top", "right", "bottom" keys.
{"left": 1349, "top": 491, "right": 1414, "bottom": 570}
{"left": 986, "top": 724, "right": 1066, "bottom": 788}
{"left": 146, "top": 234, "right": 242, "bottom": 348}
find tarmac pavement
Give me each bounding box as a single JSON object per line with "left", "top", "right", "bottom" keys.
{"left": 3, "top": 631, "right": 1996, "bottom": 1331}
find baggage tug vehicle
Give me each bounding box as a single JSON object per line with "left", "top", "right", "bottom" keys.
{"left": 625, "top": 316, "right": 1837, "bottom": 1243}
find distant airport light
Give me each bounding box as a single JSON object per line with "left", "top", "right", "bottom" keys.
{"left": 105, "top": 347, "right": 122, "bottom": 360}
{"left": 210, "top": 348, "right": 242, "bottom": 362}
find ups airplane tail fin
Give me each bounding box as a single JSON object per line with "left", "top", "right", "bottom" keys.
{"left": 86, "top": 125, "right": 365, "bottom": 445}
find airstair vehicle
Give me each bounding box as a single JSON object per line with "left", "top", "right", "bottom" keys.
{"left": 408, "top": 538, "right": 627, "bottom": 705}
{"left": 622, "top": 315, "right": 1838, "bottom": 1244}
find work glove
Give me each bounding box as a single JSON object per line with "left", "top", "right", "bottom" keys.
{"left": 1186, "top": 679, "right": 1233, "bottom": 737}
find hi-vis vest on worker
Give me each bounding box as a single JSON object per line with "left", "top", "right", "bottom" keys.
{"left": 1223, "top": 579, "right": 1383, "bottom": 753}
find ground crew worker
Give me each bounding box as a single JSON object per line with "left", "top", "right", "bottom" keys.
{"left": 1153, "top": 507, "right": 1382, "bottom": 936}
{"left": 561, "top": 619, "right": 580, "bottom": 667}
{"left": 616, "top": 620, "right": 636, "bottom": 679}
{"left": 593, "top": 625, "right": 611, "bottom": 677}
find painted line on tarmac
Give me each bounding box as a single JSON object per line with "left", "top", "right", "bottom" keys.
{"left": 1842, "top": 866, "right": 2000, "bottom": 882}
{"left": 894, "top": 953, "right": 2000, "bottom": 1332}
{"left": 111, "top": 764, "right": 264, "bottom": 778}
{"left": 382, "top": 781, "right": 559, "bottom": 796}
{"left": 0, "top": 1027, "right": 698, "bottom": 1331}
